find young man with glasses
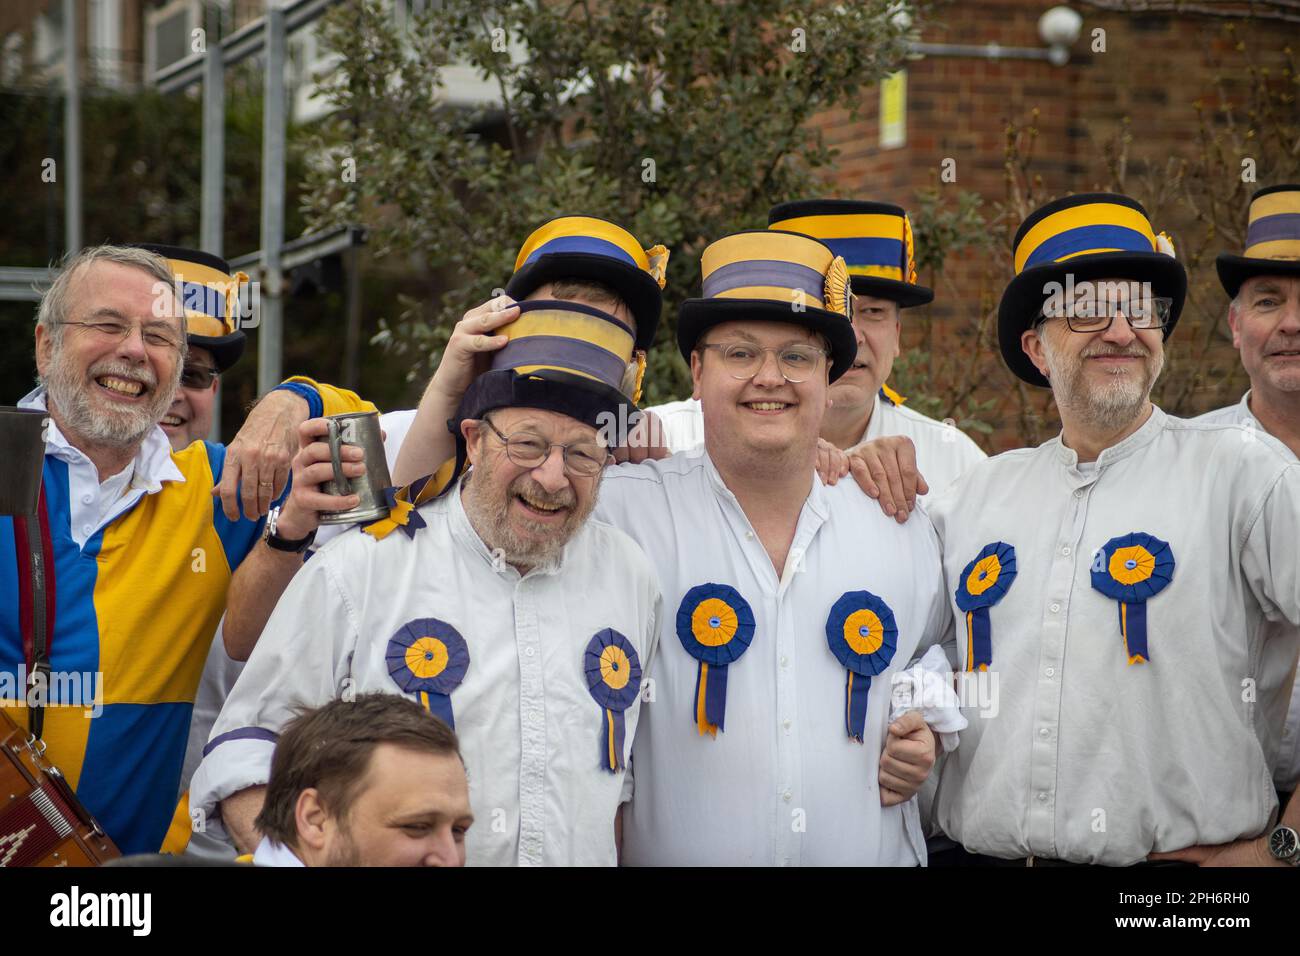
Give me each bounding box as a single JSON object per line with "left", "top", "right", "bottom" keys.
{"left": 924, "top": 193, "right": 1300, "bottom": 867}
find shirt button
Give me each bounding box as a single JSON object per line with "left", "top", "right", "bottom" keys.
{"left": 782, "top": 719, "right": 791, "bottom": 730}
{"left": 1037, "top": 791, "right": 1049, "bottom": 803}
{"left": 1074, "top": 489, "right": 1083, "bottom": 498}
{"left": 1039, "top": 727, "right": 1050, "bottom": 738}
{"left": 746, "top": 531, "right": 755, "bottom": 540}
{"left": 81, "top": 494, "right": 92, "bottom": 504}
{"left": 780, "top": 656, "right": 789, "bottom": 667}
{"left": 1061, "top": 546, "right": 1071, "bottom": 556}
{"left": 782, "top": 790, "right": 792, "bottom": 803}
{"left": 1045, "top": 667, "right": 1055, "bottom": 677}
{"left": 525, "top": 647, "right": 535, "bottom": 657}
{"left": 1050, "top": 603, "right": 1060, "bottom": 613}
{"left": 82, "top": 525, "right": 93, "bottom": 535}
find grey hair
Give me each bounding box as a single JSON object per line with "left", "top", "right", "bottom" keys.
{"left": 36, "top": 244, "right": 184, "bottom": 350}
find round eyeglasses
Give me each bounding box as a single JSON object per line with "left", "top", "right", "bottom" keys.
{"left": 699, "top": 342, "right": 829, "bottom": 383}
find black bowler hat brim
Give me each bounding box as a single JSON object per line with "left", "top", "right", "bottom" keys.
{"left": 186, "top": 330, "right": 246, "bottom": 373}
{"left": 998, "top": 251, "right": 1187, "bottom": 387}
{"left": 849, "top": 274, "right": 934, "bottom": 308}
{"left": 677, "top": 298, "right": 860, "bottom": 383}
{"left": 1216, "top": 253, "right": 1300, "bottom": 300}
{"left": 504, "top": 253, "right": 663, "bottom": 351}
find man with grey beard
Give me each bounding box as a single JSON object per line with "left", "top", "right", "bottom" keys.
{"left": 191, "top": 295, "right": 662, "bottom": 866}
{"left": 0, "top": 244, "right": 374, "bottom": 856}
{"left": 923, "top": 193, "right": 1300, "bottom": 867}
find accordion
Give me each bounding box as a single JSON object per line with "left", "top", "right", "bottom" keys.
{"left": 0, "top": 708, "right": 120, "bottom": 867}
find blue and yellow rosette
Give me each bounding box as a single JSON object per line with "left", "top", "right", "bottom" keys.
{"left": 583, "top": 629, "right": 642, "bottom": 772}
{"left": 675, "top": 584, "right": 756, "bottom": 737}
{"left": 1090, "top": 532, "right": 1175, "bottom": 665}
{"left": 954, "top": 542, "right": 1018, "bottom": 672}
{"left": 824, "top": 591, "right": 899, "bottom": 742}
{"left": 385, "top": 618, "right": 471, "bottom": 727}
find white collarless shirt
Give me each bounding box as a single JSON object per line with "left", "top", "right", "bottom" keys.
{"left": 19, "top": 387, "right": 184, "bottom": 548}
{"left": 927, "top": 406, "right": 1300, "bottom": 864}
{"left": 595, "top": 451, "right": 950, "bottom": 866}
{"left": 190, "top": 478, "right": 662, "bottom": 866}
{"left": 1194, "top": 391, "right": 1300, "bottom": 792}
{"left": 646, "top": 394, "right": 987, "bottom": 498}
{"left": 251, "top": 837, "right": 305, "bottom": 867}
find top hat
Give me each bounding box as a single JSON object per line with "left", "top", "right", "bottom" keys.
{"left": 677, "top": 229, "right": 858, "bottom": 382}
{"left": 504, "top": 216, "right": 669, "bottom": 351}
{"left": 998, "top": 193, "right": 1186, "bottom": 387}
{"left": 1216, "top": 184, "right": 1300, "bottom": 299}
{"left": 134, "top": 243, "right": 248, "bottom": 373}
{"left": 768, "top": 199, "right": 933, "bottom": 307}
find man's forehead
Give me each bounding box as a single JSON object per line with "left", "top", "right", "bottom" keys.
{"left": 527, "top": 284, "right": 636, "bottom": 334}
{"left": 707, "top": 320, "right": 818, "bottom": 344}
{"left": 853, "top": 294, "right": 898, "bottom": 310}
{"left": 491, "top": 405, "right": 597, "bottom": 439}
{"left": 70, "top": 260, "right": 180, "bottom": 319}
{"left": 1241, "top": 275, "right": 1298, "bottom": 295}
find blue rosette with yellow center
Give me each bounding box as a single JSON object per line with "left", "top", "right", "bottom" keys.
{"left": 386, "top": 618, "right": 471, "bottom": 727}
{"left": 825, "top": 590, "right": 899, "bottom": 742}
{"left": 954, "top": 542, "right": 1018, "bottom": 671}
{"left": 675, "top": 584, "right": 756, "bottom": 737}
{"left": 583, "top": 629, "right": 642, "bottom": 772}
{"left": 1090, "top": 532, "right": 1175, "bottom": 664}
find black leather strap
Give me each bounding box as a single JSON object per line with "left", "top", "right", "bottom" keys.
{"left": 21, "top": 514, "right": 49, "bottom": 739}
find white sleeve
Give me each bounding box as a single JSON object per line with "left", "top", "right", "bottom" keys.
{"left": 644, "top": 398, "right": 704, "bottom": 454}
{"left": 1241, "top": 464, "right": 1300, "bottom": 630}
{"left": 189, "top": 551, "right": 361, "bottom": 833}
{"left": 621, "top": 592, "right": 662, "bottom": 805}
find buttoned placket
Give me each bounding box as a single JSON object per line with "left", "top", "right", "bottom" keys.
{"left": 1027, "top": 464, "right": 1097, "bottom": 856}
{"left": 513, "top": 572, "right": 547, "bottom": 866}
{"left": 710, "top": 464, "right": 826, "bottom": 867}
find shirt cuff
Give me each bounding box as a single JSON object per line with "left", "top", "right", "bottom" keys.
{"left": 189, "top": 731, "right": 278, "bottom": 839}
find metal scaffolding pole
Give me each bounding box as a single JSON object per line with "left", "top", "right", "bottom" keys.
{"left": 202, "top": 6, "right": 227, "bottom": 439}
{"left": 256, "top": 3, "right": 287, "bottom": 396}
{"left": 62, "top": 0, "right": 81, "bottom": 254}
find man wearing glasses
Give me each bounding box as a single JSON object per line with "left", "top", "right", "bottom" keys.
{"left": 1, "top": 245, "right": 372, "bottom": 856}
{"left": 193, "top": 219, "right": 667, "bottom": 866}
{"left": 924, "top": 193, "right": 1300, "bottom": 866}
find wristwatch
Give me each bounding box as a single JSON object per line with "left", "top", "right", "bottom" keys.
{"left": 263, "top": 505, "right": 316, "bottom": 554}
{"left": 1268, "top": 824, "right": 1300, "bottom": 865}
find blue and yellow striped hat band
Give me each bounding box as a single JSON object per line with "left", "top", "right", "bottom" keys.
{"left": 677, "top": 229, "right": 860, "bottom": 382}
{"left": 506, "top": 215, "right": 669, "bottom": 351}
{"left": 1217, "top": 184, "right": 1300, "bottom": 298}
{"left": 489, "top": 299, "right": 640, "bottom": 401}
{"left": 999, "top": 192, "right": 1186, "bottom": 388}
{"left": 1243, "top": 185, "right": 1300, "bottom": 260}
{"left": 132, "top": 243, "right": 248, "bottom": 371}
{"left": 698, "top": 230, "right": 851, "bottom": 314}
{"left": 767, "top": 199, "right": 932, "bottom": 306}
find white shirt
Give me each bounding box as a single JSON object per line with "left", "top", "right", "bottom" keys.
{"left": 190, "top": 478, "right": 662, "bottom": 867}
{"left": 927, "top": 406, "right": 1300, "bottom": 864}
{"left": 250, "top": 837, "right": 304, "bottom": 867}
{"left": 646, "top": 394, "right": 987, "bottom": 498}
{"left": 1194, "top": 391, "right": 1300, "bottom": 792}
{"left": 595, "top": 451, "right": 950, "bottom": 865}
{"left": 19, "top": 387, "right": 183, "bottom": 548}
{"left": 180, "top": 408, "right": 423, "bottom": 862}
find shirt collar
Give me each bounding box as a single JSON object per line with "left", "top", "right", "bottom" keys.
{"left": 20, "top": 386, "right": 185, "bottom": 489}
{"left": 448, "top": 471, "right": 565, "bottom": 578}
{"left": 701, "top": 447, "right": 828, "bottom": 520}
{"left": 252, "top": 837, "right": 306, "bottom": 867}
{"left": 1238, "top": 389, "right": 1259, "bottom": 426}
{"left": 860, "top": 393, "right": 885, "bottom": 446}
{"left": 1052, "top": 403, "right": 1167, "bottom": 470}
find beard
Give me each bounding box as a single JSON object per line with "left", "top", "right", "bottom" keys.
{"left": 323, "top": 829, "right": 363, "bottom": 867}
{"left": 1041, "top": 334, "right": 1164, "bottom": 432}
{"left": 460, "top": 453, "right": 597, "bottom": 571}
{"left": 45, "top": 349, "right": 178, "bottom": 449}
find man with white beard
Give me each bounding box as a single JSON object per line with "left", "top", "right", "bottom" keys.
{"left": 925, "top": 193, "right": 1300, "bottom": 867}
{"left": 0, "top": 244, "right": 371, "bottom": 856}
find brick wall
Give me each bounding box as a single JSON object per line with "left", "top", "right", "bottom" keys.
{"left": 808, "top": 2, "right": 1296, "bottom": 449}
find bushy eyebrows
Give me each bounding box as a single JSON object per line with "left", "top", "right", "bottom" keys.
{"left": 1245, "top": 281, "right": 1287, "bottom": 297}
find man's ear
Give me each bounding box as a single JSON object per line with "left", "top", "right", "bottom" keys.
{"left": 34, "top": 324, "right": 52, "bottom": 378}
{"left": 460, "top": 419, "right": 482, "bottom": 466}
{"left": 690, "top": 350, "right": 704, "bottom": 401}
{"left": 1021, "top": 327, "right": 1051, "bottom": 380}
{"left": 294, "top": 788, "right": 329, "bottom": 852}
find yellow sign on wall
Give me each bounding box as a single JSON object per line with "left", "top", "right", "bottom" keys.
{"left": 880, "top": 69, "right": 907, "bottom": 149}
